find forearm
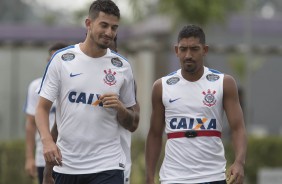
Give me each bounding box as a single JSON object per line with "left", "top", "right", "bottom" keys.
{"left": 43, "top": 162, "right": 54, "bottom": 177}
{"left": 35, "top": 107, "right": 53, "bottom": 143}
{"left": 145, "top": 132, "right": 163, "bottom": 183}
{"left": 231, "top": 125, "right": 247, "bottom": 165}
{"left": 117, "top": 106, "right": 136, "bottom": 132}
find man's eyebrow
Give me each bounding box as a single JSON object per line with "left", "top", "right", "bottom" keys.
{"left": 179, "top": 45, "right": 200, "bottom": 48}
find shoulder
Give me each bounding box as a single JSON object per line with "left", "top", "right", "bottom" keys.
{"left": 153, "top": 78, "right": 162, "bottom": 88}
{"left": 223, "top": 74, "right": 236, "bottom": 85}
{"left": 203, "top": 67, "right": 224, "bottom": 82}
{"left": 207, "top": 67, "right": 223, "bottom": 74}
{"left": 162, "top": 70, "right": 181, "bottom": 86}
{"left": 223, "top": 74, "right": 238, "bottom": 93}
{"left": 152, "top": 79, "right": 163, "bottom": 99}
{"left": 50, "top": 45, "right": 76, "bottom": 62}
{"left": 108, "top": 50, "right": 130, "bottom": 68}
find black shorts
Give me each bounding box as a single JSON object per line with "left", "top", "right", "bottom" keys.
{"left": 199, "top": 180, "right": 226, "bottom": 184}
{"left": 37, "top": 167, "right": 44, "bottom": 184}
{"left": 55, "top": 169, "right": 124, "bottom": 184}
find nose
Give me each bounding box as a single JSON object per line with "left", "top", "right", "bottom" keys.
{"left": 184, "top": 50, "right": 192, "bottom": 60}
{"left": 105, "top": 27, "right": 114, "bottom": 38}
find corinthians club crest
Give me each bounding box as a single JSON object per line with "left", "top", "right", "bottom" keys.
{"left": 202, "top": 89, "right": 217, "bottom": 107}
{"left": 103, "top": 69, "right": 117, "bottom": 86}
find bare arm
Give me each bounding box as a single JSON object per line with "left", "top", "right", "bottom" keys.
{"left": 35, "top": 97, "right": 62, "bottom": 166}
{"left": 117, "top": 105, "right": 137, "bottom": 132}
{"left": 25, "top": 114, "right": 37, "bottom": 178}
{"left": 223, "top": 75, "right": 247, "bottom": 184}
{"left": 145, "top": 79, "right": 165, "bottom": 184}
{"left": 99, "top": 94, "right": 139, "bottom": 132}
{"left": 42, "top": 163, "right": 55, "bottom": 184}
{"left": 128, "top": 81, "right": 140, "bottom": 132}
{"left": 127, "top": 102, "right": 140, "bottom": 131}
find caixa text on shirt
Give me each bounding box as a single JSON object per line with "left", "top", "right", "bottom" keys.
{"left": 68, "top": 91, "right": 103, "bottom": 107}
{"left": 169, "top": 117, "right": 217, "bottom": 130}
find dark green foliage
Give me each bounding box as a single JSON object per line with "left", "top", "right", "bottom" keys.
{"left": 0, "top": 140, "right": 35, "bottom": 184}
{"left": 1, "top": 137, "right": 282, "bottom": 184}
{"left": 159, "top": 0, "right": 244, "bottom": 25}
{"left": 225, "top": 136, "right": 282, "bottom": 184}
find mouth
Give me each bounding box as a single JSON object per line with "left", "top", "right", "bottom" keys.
{"left": 101, "top": 36, "right": 112, "bottom": 42}
{"left": 184, "top": 59, "right": 194, "bottom": 64}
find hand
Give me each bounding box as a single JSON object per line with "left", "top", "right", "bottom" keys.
{"left": 25, "top": 158, "right": 37, "bottom": 178}
{"left": 226, "top": 162, "right": 244, "bottom": 184}
{"left": 42, "top": 138, "right": 62, "bottom": 166}
{"left": 99, "top": 93, "right": 123, "bottom": 110}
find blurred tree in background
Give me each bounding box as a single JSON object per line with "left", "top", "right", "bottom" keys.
{"left": 0, "top": 0, "right": 37, "bottom": 23}
{"left": 159, "top": 0, "right": 243, "bottom": 25}
{"left": 0, "top": 0, "right": 79, "bottom": 25}
{"left": 129, "top": 0, "right": 244, "bottom": 25}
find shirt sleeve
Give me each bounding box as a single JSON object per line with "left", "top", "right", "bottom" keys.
{"left": 38, "top": 54, "right": 61, "bottom": 102}
{"left": 24, "top": 80, "right": 40, "bottom": 116}
{"left": 119, "top": 64, "right": 136, "bottom": 108}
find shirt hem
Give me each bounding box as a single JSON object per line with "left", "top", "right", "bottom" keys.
{"left": 53, "top": 166, "right": 124, "bottom": 175}
{"left": 160, "top": 173, "right": 226, "bottom": 184}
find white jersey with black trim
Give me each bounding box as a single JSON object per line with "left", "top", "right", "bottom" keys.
{"left": 160, "top": 67, "right": 226, "bottom": 184}
{"left": 38, "top": 44, "right": 136, "bottom": 174}
{"left": 24, "top": 77, "right": 56, "bottom": 167}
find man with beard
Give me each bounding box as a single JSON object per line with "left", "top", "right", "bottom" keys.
{"left": 35, "top": 1, "right": 138, "bottom": 184}
{"left": 42, "top": 36, "right": 140, "bottom": 184}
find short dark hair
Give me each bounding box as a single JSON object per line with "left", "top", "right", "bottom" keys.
{"left": 178, "top": 25, "right": 206, "bottom": 44}
{"left": 48, "top": 42, "right": 68, "bottom": 53}
{"left": 89, "top": 0, "right": 120, "bottom": 20}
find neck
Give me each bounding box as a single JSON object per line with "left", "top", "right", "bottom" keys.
{"left": 181, "top": 66, "right": 205, "bottom": 82}
{"left": 80, "top": 40, "right": 107, "bottom": 58}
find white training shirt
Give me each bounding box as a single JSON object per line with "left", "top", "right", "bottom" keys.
{"left": 160, "top": 67, "right": 226, "bottom": 183}
{"left": 119, "top": 126, "right": 132, "bottom": 183}
{"left": 38, "top": 44, "right": 136, "bottom": 174}
{"left": 24, "top": 77, "right": 56, "bottom": 167}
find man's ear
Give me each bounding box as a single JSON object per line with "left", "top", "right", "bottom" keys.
{"left": 174, "top": 45, "right": 179, "bottom": 55}
{"left": 203, "top": 45, "right": 209, "bottom": 56}
{"left": 85, "top": 18, "right": 91, "bottom": 31}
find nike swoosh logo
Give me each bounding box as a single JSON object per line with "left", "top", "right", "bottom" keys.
{"left": 169, "top": 98, "right": 181, "bottom": 103}
{"left": 70, "top": 73, "right": 82, "bottom": 77}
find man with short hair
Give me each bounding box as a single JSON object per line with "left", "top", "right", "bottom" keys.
{"left": 35, "top": 1, "right": 139, "bottom": 184}
{"left": 145, "top": 25, "right": 247, "bottom": 184}
{"left": 42, "top": 37, "right": 140, "bottom": 184}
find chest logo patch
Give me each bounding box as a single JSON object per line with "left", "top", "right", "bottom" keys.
{"left": 206, "top": 74, "right": 220, "bottom": 82}
{"left": 104, "top": 69, "right": 117, "bottom": 86}
{"left": 166, "top": 77, "right": 180, "bottom": 85}
{"left": 202, "top": 89, "right": 217, "bottom": 107}
{"left": 111, "top": 57, "right": 123, "bottom": 67}
{"left": 61, "top": 53, "right": 75, "bottom": 61}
